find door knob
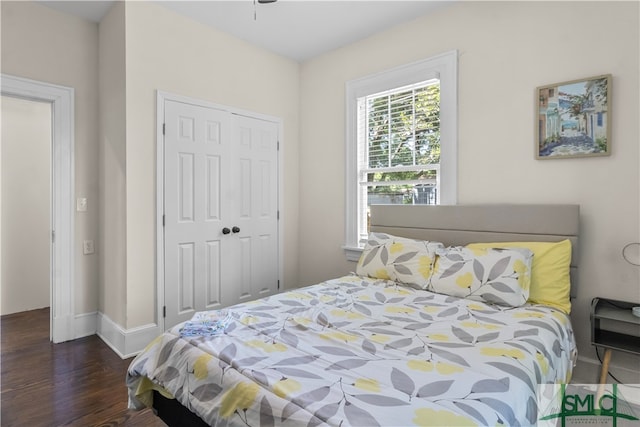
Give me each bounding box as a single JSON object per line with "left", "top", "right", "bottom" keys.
{"left": 232, "top": 226, "right": 240, "bottom": 233}
{"left": 222, "top": 227, "right": 231, "bottom": 235}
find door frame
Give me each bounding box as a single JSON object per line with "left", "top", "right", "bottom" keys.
{"left": 156, "top": 91, "right": 283, "bottom": 331}
{"left": 1, "top": 74, "right": 75, "bottom": 343}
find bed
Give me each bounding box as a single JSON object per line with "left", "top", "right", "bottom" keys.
{"left": 127, "top": 204, "right": 580, "bottom": 426}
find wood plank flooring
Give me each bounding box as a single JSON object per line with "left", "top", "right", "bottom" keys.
{"left": 1, "top": 308, "right": 166, "bottom": 426}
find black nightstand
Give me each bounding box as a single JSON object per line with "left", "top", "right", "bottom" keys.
{"left": 590, "top": 297, "right": 640, "bottom": 383}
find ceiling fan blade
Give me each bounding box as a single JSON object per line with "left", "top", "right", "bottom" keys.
{"left": 258, "top": 0, "right": 277, "bottom": 3}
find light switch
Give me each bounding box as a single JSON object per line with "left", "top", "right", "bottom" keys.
{"left": 83, "top": 240, "right": 94, "bottom": 255}
{"left": 77, "top": 197, "right": 87, "bottom": 212}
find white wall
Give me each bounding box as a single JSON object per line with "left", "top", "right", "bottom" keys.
{"left": 1, "top": 1, "right": 100, "bottom": 316}
{"left": 120, "top": 2, "right": 300, "bottom": 329}
{"left": 299, "top": 1, "right": 639, "bottom": 376}
{"left": 1, "top": 96, "right": 51, "bottom": 315}
{"left": 98, "top": 1, "right": 127, "bottom": 327}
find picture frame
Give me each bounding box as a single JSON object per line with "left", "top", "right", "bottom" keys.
{"left": 536, "top": 74, "right": 611, "bottom": 159}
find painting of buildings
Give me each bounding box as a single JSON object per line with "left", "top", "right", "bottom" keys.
{"left": 537, "top": 75, "right": 610, "bottom": 158}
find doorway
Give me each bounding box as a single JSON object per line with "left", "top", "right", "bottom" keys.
{"left": 1, "top": 74, "right": 75, "bottom": 343}
{"left": 1, "top": 96, "right": 51, "bottom": 315}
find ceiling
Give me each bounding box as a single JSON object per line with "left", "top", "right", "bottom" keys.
{"left": 39, "top": 1, "right": 451, "bottom": 62}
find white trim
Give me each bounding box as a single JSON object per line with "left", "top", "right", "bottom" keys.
{"left": 97, "top": 311, "right": 161, "bottom": 358}
{"left": 344, "top": 51, "right": 458, "bottom": 255}
{"left": 155, "top": 92, "right": 165, "bottom": 333}
{"left": 1, "top": 74, "right": 75, "bottom": 343}
{"left": 277, "top": 121, "right": 284, "bottom": 291}
{"left": 156, "top": 91, "right": 284, "bottom": 331}
{"left": 343, "top": 246, "right": 364, "bottom": 262}
{"left": 74, "top": 311, "right": 98, "bottom": 339}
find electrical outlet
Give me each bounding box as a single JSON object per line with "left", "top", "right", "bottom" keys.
{"left": 83, "top": 240, "right": 94, "bottom": 255}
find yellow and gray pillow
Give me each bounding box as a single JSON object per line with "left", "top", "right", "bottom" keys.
{"left": 429, "top": 246, "right": 533, "bottom": 307}
{"left": 466, "top": 240, "right": 572, "bottom": 313}
{"left": 356, "top": 233, "right": 443, "bottom": 289}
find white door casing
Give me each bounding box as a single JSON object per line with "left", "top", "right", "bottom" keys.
{"left": 162, "top": 97, "right": 280, "bottom": 330}
{"left": 1, "top": 74, "right": 74, "bottom": 343}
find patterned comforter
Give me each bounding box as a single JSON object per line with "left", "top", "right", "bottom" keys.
{"left": 127, "top": 275, "right": 576, "bottom": 426}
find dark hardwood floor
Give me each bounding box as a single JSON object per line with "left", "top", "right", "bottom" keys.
{"left": 1, "top": 308, "right": 166, "bottom": 426}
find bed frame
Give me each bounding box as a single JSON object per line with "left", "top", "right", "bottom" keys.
{"left": 151, "top": 203, "right": 580, "bottom": 426}
{"left": 153, "top": 390, "right": 209, "bottom": 426}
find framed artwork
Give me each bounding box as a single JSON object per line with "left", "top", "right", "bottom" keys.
{"left": 536, "top": 74, "right": 611, "bottom": 159}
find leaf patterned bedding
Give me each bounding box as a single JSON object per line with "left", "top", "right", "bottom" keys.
{"left": 127, "top": 275, "right": 577, "bottom": 426}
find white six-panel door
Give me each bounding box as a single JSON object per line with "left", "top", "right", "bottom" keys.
{"left": 228, "top": 115, "right": 279, "bottom": 305}
{"left": 164, "top": 100, "right": 279, "bottom": 329}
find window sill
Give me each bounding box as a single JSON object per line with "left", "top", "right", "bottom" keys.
{"left": 343, "top": 245, "right": 363, "bottom": 262}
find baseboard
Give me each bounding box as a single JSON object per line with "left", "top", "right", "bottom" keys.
{"left": 576, "top": 355, "right": 640, "bottom": 383}
{"left": 570, "top": 356, "right": 640, "bottom": 409}
{"left": 96, "top": 312, "right": 162, "bottom": 359}
{"left": 52, "top": 313, "right": 75, "bottom": 343}
{"left": 74, "top": 311, "right": 98, "bottom": 339}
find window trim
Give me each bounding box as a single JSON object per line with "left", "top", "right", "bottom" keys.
{"left": 344, "top": 51, "right": 458, "bottom": 261}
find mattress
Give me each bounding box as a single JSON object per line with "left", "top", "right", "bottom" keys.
{"left": 127, "top": 275, "right": 577, "bottom": 426}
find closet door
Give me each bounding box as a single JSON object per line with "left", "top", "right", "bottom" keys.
{"left": 222, "top": 115, "right": 279, "bottom": 306}
{"left": 164, "top": 100, "right": 234, "bottom": 328}
{"left": 163, "top": 100, "right": 279, "bottom": 329}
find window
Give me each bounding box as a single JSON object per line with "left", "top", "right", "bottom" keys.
{"left": 359, "top": 80, "right": 440, "bottom": 218}
{"left": 344, "top": 51, "right": 457, "bottom": 261}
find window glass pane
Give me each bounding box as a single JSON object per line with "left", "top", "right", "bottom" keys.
{"left": 361, "top": 81, "right": 441, "bottom": 237}
{"left": 363, "top": 178, "right": 439, "bottom": 236}
{"left": 389, "top": 89, "right": 414, "bottom": 167}
{"left": 368, "top": 183, "right": 438, "bottom": 205}
{"left": 367, "top": 98, "right": 388, "bottom": 168}
{"left": 415, "top": 84, "right": 440, "bottom": 164}
{"left": 365, "top": 169, "right": 436, "bottom": 184}
{"left": 366, "top": 82, "right": 440, "bottom": 169}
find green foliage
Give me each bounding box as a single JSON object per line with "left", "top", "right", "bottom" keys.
{"left": 565, "top": 78, "right": 607, "bottom": 120}
{"left": 544, "top": 133, "right": 560, "bottom": 145}
{"left": 367, "top": 83, "right": 440, "bottom": 185}
{"left": 567, "top": 94, "right": 588, "bottom": 118}
{"left": 593, "top": 77, "right": 607, "bottom": 103}
{"left": 595, "top": 136, "right": 607, "bottom": 152}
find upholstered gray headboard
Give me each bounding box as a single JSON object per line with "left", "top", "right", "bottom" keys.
{"left": 369, "top": 204, "right": 580, "bottom": 297}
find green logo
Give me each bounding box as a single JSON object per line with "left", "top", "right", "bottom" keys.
{"left": 538, "top": 384, "right": 640, "bottom": 427}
